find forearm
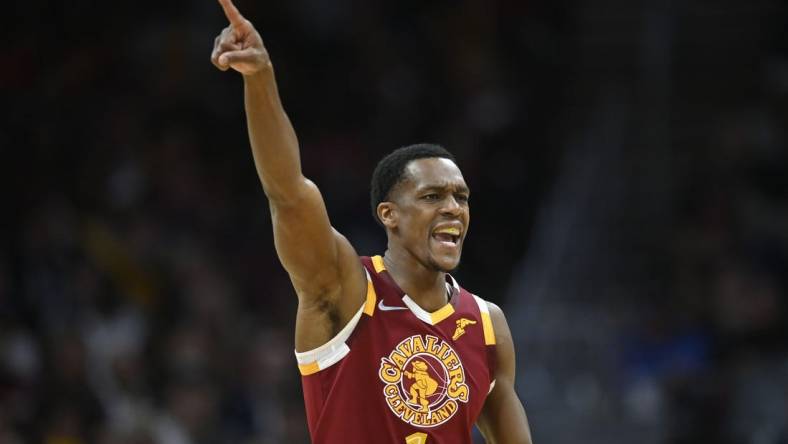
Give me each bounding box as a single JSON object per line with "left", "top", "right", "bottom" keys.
{"left": 243, "top": 68, "right": 304, "bottom": 202}
{"left": 478, "top": 394, "right": 533, "bottom": 444}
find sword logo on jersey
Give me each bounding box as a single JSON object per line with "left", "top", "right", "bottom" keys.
{"left": 378, "top": 334, "right": 469, "bottom": 428}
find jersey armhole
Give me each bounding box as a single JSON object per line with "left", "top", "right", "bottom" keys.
{"left": 472, "top": 294, "right": 496, "bottom": 346}
{"left": 294, "top": 268, "right": 377, "bottom": 376}
{"left": 472, "top": 294, "right": 498, "bottom": 392}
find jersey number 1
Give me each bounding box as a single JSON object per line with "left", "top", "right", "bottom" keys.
{"left": 406, "top": 432, "right": 428, "bottom": 444}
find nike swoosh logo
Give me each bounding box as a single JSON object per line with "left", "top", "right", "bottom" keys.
{"left": 378, "top": 300, "right": 408, "bottom": 311}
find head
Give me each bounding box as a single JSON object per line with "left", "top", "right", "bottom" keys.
{"left": 412, "top": 360, "right": 428, "bottom": 372}
{"left": 370, "top": 143, "right": 470, "bottom": 272}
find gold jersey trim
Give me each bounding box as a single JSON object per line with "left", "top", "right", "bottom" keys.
{"left": 298, "top": 361, "right": 320, "bottom": 376}
{"left": 364, "top": 274, "right": 377, "bottom": 316}
{"left": 472, "top": 295, "right": 496, "bottom": 346}
{"left": 402, "top": 295, "right": 456, "bottom": 326}
{"left": 372, "top": 255, "right": 461, "bottom": 326}
{"left": 372, "top": 255, "right": 386, "bottom": 273}
{"left": 431, "top": 302, "right": 456, "bottom": 324}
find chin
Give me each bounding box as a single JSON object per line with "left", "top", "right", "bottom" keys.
{"left": 429, "top": 254, "right": 461, "bottom": 273}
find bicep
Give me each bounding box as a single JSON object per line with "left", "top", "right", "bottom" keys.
{"left": 477, "top": 303, "right": 533, "bottom": 444}
{"left": 270, "top": 178, "right": 362, "bottom": 300}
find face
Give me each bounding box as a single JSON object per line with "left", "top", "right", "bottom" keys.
{"left": 379, "top": 157, "right": 470, "bottom": 272}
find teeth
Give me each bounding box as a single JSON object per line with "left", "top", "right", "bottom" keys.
{"left": 435, "top": 227, "right": 460, "bottom": 236}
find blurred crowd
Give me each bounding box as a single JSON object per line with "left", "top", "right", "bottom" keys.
{"left": 621, "top": 102, "right": 788, "bottom": 444}
{"left": 509, "top": 1, "right": 788, "bottom": 440}
{"left": 658, "top": 105, "right": 788, "bottom": 442}
{"left": 2, "top": 0, "right": 787, "bottom": 443}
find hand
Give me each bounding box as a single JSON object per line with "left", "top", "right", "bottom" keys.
{"left": 211, "top": 0, "right": 271, "bottom": 75}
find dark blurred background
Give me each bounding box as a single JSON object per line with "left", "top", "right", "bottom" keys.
{"left": 2, "top": 0, "right": 788, "bottom": 443}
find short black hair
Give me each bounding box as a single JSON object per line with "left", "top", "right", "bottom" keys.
{"left": 370, "top": 143, "right": 456, "bottom": 225}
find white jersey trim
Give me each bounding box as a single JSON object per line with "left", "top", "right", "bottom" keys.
{"left": 294, "top": 269, "right": 371, "bottom": 375}
{"left": 401, "top": 276, "right": 459, "bottom": 325}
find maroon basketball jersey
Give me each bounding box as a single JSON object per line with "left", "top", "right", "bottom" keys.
{"left": 295, "top": 255, "right": 497, "bottom": 444}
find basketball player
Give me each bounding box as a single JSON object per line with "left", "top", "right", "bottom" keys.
{"left": 211, "top": 0, "right": 533, "bottom": 442}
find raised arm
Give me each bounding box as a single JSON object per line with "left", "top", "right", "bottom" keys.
{"left": 476, "top": 303, "right": 534, "bottom": 444}
{"left": 211, "top": 0, "right": 366, "bottom": 350}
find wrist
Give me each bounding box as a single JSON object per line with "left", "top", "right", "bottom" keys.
{"left": 243, "top": 62, "right": 274, "bottom": 80}
{"left": 243, "top": 64, "right": 280, "bottom": 101}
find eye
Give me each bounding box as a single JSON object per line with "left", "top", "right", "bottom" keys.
{"left": 423, "top": 193, "right": 441, "bottom": 201}
{"left": 455, "top": 194, "right": 469, "bottom": 203}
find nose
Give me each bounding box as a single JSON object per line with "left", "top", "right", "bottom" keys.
{"left": 440, "top": 195, "right": 462, "bottom": 216}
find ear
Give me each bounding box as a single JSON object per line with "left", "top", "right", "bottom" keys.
{"left": 377, "top": 202, "right": 398, "bottom": 229}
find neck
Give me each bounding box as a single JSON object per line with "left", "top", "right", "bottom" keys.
{"left": 383, "top": 247, "right": 448, "bottom": 312}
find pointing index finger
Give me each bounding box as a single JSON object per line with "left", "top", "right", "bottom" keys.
{"left": 218, "top": 0, "right": 245, "bottom": 27}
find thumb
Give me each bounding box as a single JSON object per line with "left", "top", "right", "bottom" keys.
{"left": 218, "top": 48, "right": 259, "bottom": 66}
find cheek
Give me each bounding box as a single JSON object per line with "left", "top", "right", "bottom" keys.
{"left": 402, "top": 216, "right": 424, "bottom": 238}
{"left": 399, "top": 209, "right": 430, "bottom": 239}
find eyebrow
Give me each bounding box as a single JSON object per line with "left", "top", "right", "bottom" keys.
{"left": 416, "top": 183, "right": 470, "bottom": 194}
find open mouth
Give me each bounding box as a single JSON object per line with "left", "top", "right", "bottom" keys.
{"left": 432, "top": 226, "right": 461, "bottom": 245}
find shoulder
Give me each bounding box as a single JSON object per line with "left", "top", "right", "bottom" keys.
{"left": 475, "top": 301, "right": 518, "bottom": 389}
{"left": 485, "top": 300, "right": 504, "bottom": 318}
{"left": 465, "top": 293, "right": 514, "bottom": 349}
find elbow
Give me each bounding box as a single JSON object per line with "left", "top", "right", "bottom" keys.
{"left": 262, "top": 176, "right": 316, "bottom": 206}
